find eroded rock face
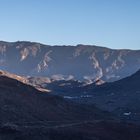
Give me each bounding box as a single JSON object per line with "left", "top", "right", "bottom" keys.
{"left": 0, "top": 41, "right": 139, "bottom": 82}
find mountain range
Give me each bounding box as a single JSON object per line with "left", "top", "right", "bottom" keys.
{"left": 0, "top": 41, "right": 140, "bottom": 83}
{"left": 0, "top": 41, "right": 140, "bottom": 139}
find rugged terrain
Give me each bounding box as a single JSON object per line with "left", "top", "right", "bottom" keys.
{"left": 0, "top": 41, "right": 140, "bottom": 139}
{"left": 46, "top": 70, "right": 140, "bottom": 124}
{"left": 0, "top": 71, "right": 140, "bottom": 140}
{"left": 0, "top": 41, "right": 140, "bottom": 83}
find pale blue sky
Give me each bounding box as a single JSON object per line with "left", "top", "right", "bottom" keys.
{"left": 0, "top": 0, "right": 140, "bottom": 49}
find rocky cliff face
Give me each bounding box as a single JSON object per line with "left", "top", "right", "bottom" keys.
{"left": 0, "top": 41, "right": 140, "bottom": 82}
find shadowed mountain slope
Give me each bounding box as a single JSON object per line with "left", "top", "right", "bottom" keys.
{"left": 53, "top": 70, "right": 140, "bottom": 123}
{"left": 0, "top": 71, "right": 140, "bottom": 140}
{"left": 0, "top": 74, "right": 111, "bottom": 123}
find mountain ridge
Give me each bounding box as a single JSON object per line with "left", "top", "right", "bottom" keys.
{"left": 0, "top": 40, "right": 139, "bottom": 83}
{"left": 0, "top": 40, "right": 139, "bottom": 51}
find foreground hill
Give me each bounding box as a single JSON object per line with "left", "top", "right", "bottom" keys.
{"left": 0, "top": 71, "right": 140, "bottom": 139}
{"left": 0, "top": 41, "right": 140, "bottom": 82}
{"left": 0, "top": 72, "right": 110, "bottom": 123}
